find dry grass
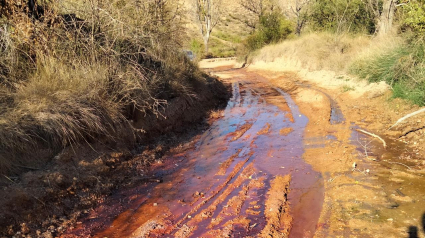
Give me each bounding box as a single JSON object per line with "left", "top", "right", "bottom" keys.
{"left": 250, "top": 32, "right": 370, "bottom": 72}
{"left": 250, "top": 32, "right": 403, "bottom": 73}
{"left": 0, "top": 0, "right": 222, "bottom": 174}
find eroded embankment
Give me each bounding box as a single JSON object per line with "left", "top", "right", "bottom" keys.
{"left": 62, "top": 70, "right": 324, "bottom": 237}
{"left": 0, "top": 77, "right": 229, "bottom": 237}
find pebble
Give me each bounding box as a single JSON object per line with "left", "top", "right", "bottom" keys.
{"left": 153, "top": 203, "right": 158, "bottom": 206}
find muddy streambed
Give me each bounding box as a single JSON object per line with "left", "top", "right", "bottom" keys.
{"left": 65, "top": 74, "right": 324, "bottom": 237}
{"left": 61, "top": 65, "right": 425, "bottom": 237}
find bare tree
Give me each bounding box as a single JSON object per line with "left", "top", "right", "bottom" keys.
{"left": 291, "top": 0, "right": 311, "bottom": 35}
{"left": 235, "top": 0, "right": 264, "bottom": 30}
{"left": 195, "top": 0, "right": 222, "bottom": 54}
{"left": 236, "top": 0, "right": 280, "bottom": 30}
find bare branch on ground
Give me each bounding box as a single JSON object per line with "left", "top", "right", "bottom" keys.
{"left": 356, "top": 129, "right": 387, "bottom": 148}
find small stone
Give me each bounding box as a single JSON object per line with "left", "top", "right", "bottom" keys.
{"left": 153, "top": 203, "right": 158, "bottom": 206}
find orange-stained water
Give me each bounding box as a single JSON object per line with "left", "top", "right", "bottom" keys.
{"left": 65, "top": 71, "right": 325, "bottom": 237}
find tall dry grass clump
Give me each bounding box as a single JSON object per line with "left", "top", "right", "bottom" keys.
{"left": 250, "top": 32, "right": 373, "bottom": 72}
{"left": 0, "top": 0, "right": 220, "bottom": 174}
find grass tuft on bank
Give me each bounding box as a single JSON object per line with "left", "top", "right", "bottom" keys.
{"left": 0, "top": 0, "right": 227, "bottom": 174}
{"left": 350, "top": 39, "right": 425, "bottom": 105}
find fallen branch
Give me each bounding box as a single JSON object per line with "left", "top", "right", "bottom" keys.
{"left": 356, "top": 129, "right": 387, "bottom": 148}
{"left": 389, "top": 108, "right": 425, "bottom": 130}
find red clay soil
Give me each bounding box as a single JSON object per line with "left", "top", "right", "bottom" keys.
{"left": 260, "top": 175, "right": 292, "bottom": 238}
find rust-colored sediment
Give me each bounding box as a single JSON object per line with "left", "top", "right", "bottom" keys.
{"left": 67, "top": 68, "right": 325, "bottom": 238}
{"left": 230, "top": 123, "right": 253, "bottom": 141}
{"left": 168, "top": 153, "right": 254, "bottom": 234}
{"left": 260, "top": 175, "right": 292, "bottom": 238}
{"left": 216, "top": 149, "right": 242, "bottom": 176}
{"left": 257, "top": 123, "right": 271, "bottom": 135}
{"left": 279, "top": 127, "right": 293, "bottom": 136}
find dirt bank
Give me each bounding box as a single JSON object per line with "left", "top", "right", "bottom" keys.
{"left": 0, "top": 76, "right": 230, "bottom": 237}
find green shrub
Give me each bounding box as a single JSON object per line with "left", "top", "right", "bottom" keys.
{"left": 244, "top": 11, "right": 293, "bottom": 51}
{"left": 350, "top": 41, "right": 425, "bottom": 105}
{"left": 308, "top": 0, "right": 376, "bottom": 34}
{"left": 259, "top": 12, "right": 293, "bottom": 44}
{"left": 401, "top": 1, "right": 425, "bottom": 34}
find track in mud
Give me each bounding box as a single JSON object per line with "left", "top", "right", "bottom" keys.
{"left": 68, "top": 73, "right": 324, "bottom": 238}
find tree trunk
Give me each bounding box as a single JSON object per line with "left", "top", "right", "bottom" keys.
{"left": 377, "top": 0, "right": 396, "bottom": 36}
{"left": 204, "top": 36, "right": 209, "bottom": 55}
{"left": 295, "top": 15, "right": 305, "bottom": 36}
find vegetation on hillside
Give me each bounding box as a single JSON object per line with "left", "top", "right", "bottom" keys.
{"left": 0, "top": 0, "right": 226, "bottom": 174}
{"left": 221, "top": 0, "right": 425, "bottom": 106}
